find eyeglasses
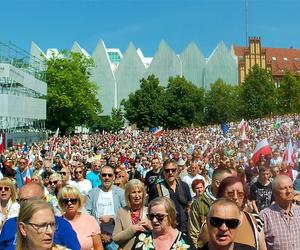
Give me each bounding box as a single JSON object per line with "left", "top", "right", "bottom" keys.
{"left": 26, "top": 221, "right": 56, "bottom": 234}
{"left": 0, "top": 187, "right": 10, "bottom": 192}
{"left": 164, "top": 168, "right": 177, "bottom": 174}
{"left": 19, "top": 161, "right": 26, "bottom": 165}
{"left": 208, "top": 217, "right": 240, "bottom": 229}
{"left": 114, "top": 171, "right": 120, "bottom": 175}
{"left": 293, "top": 199, "right": 300, "bottom": 206}
{"left": 226, "top": 190, "right": 244, "bottom": 199}
{"left": 60, "top": 172, "right": 67, "bottom": 176}
{"left": 147, "top": 213, "right": 168, "bottom": 222}
{"left": 49, "top": 180, "right": 59, "bottom": 185}
{"left": 62, "top": 198, "right": 79, "bottom": 205}
{"left": 101, "top": 173, "right": 114, "bottom": 178}
{"left": 75, "top": 171, "right": 82, "bottom": 174}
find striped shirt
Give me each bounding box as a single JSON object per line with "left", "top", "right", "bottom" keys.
{"left": 260, "top": 203, "right": 300, "bottom": 250}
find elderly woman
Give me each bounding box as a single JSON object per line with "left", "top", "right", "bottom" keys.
{"left": 0, "top": 177, "right": 19, "bottom": 230}
{"left": 132, "top": 197, "right": 195, "bottom": 250}
{"left": 199, "top": 176, "right": 267, "bottom": 250}
{"left": 191, "top": 179, "right": 205, "bottom": 200}
{"left": 58, "top": 185, "right": 103, "bottom": 250}
{"left": 112, "top": 179, "right": 150, "bottom": 250}
{"left": 16, "top": 199, "right": 65, "bottom": 250}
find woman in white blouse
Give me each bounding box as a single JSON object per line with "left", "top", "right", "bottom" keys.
{"left": 0, "top": 177, "right": 20, "bottom": 231}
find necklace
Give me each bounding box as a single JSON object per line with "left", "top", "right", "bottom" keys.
{"left": 130, "top": 208, "right": 142, "bottom": 225}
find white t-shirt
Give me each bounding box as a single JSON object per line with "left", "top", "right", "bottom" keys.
{"left": 95, "top": 189, "right": 115, "bottom": 218}
{"left": 75, "top": 179, "right": 92, "bottom": 196}
{"left": 182, "top": 174, "right": 206, "bottom": 197}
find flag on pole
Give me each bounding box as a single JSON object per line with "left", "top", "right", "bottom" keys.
{"left": 283, "top": 140, "right": 296, "bottom": 166}
{"left": 151, "top": 127, "right": 164, "bottom": 137}
{"left": 0, "top": 134, "right": 4, "bottom": 154}
{"left": 251, "top": 139, "right": 272, "bottom": 166}
{"left": 221, "top": 122, "right": 230, "bottom": 135}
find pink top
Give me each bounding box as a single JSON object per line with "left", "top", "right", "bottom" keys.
{"left": 66, "top": 213, "right": 101, "bottom": 250}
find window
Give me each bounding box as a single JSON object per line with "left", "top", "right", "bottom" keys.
{"left": 272, "top": 57, "right": 276, "bottom": 61}
{"left": 283, "top": 57, "right": 288, "bottom": 61}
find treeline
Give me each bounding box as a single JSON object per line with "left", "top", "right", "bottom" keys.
{"left": 121, "top": 64, "right": 300, "bottom": 129}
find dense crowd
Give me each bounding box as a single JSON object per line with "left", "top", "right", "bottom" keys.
{"left": 0, "top": 114, "right": 300, "bottom": 250}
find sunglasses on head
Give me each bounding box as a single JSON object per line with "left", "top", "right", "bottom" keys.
{"left": 102, "top": 173, "right": 114, "bottom": 178}
{"left": 0, "top": 187, "right": 10, "bottom": 192}
{"left": 209, "top": 217, "right": 240, "bottom": 229}
{"left": 62, "top": 198, "right": 79, "bottom": 205}
{"left": 164, "top": 168, "right": 177, "bottom": 174}
{"left": 147, "top": 213, "right": 168, "bottom": 222}
{"left": 49, "top": 180, "right": 58, "bottom": 185}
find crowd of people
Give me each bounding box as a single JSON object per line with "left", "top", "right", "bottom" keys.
{"left": 0, "top": 114, "right": 300, "bottom": 249}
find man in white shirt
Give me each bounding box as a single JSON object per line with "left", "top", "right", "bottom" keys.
{"left": 182, "top": 162, "right": 206, "bottom": 197}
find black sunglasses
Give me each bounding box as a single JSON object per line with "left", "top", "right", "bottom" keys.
{"left": 147, "top": 213, "right": 168, "bottom": 222}
{"left": 60, "top": 172, "right": 67, "bottom": 176}
{"left": 102, "top": 173, "right": 114, "bottom": 178}
{"left": 209, "top": 217, "right": 240, "bottom": 229}
{"left": 0, "top": 187, "right": 10, "bottom": 192}
{"left": 75, "top": 171, "right": 83, "bottom": 174}
{"left": 49, "top": 180, "right": 59, "bottom": 185}
{"left": 164, "top": 168, "right": 177, "bottom": 174}
{"left": 62, "top": 198, "right": 79, "bottom": 205}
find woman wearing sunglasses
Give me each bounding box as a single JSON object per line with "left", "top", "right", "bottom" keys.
{"left": 112, "top": 179, "right": 150, "bottom": 250}
{"left": 58, "top": 185, "right": 103, "bottom": 250}
{"left": 74, "top": 166, "right": 92, "bottom": 196}
{"left": 199, "top": 176, "right": 267, "bottom": 250}
{"left": 0, "top": 177, "right": 19, "bottom": 231}
{"left": 132, "top": 197, "right": 195, "bottom": 250}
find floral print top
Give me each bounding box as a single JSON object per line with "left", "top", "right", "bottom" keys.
{"left": 133, "top": 231, "right": 195, "bottom": 250}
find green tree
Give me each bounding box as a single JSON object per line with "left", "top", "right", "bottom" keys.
{"left": 205, "top": 79, "right": 241, "bottom": 124}
{"left": 122, "top": 75, "right": 166, "bottom": 129}
{"left": 277, "top": 72, "right": 300, "bottom": 114}
{"left": 108, "top": 108, "right": 125, "bottom": 133}
{"left": 241, "top": 64, "right": 276, "bottom": 119}
{"left": 163, "top": 76, "right": 205, "bottom": 129}
{"left": 46, "top": 51, "right": 102, "bottom": 133}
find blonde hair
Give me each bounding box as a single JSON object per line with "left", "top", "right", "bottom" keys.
{"left": 124, "top": 179, "right": 146, "bottom": 208}
{"left": 0, "top": 177, "right": 17, "bottom": 202}
{"left": 16, "top": 199, "right": 54, "bottom": 250}
{"left": 57, "top": 185, "right": 85, "bottom": 210}
{"left": 148, "top": 197, "right": 177, "bottom": 228}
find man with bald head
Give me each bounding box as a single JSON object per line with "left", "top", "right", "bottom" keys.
{"left": 260, "top": 175, "right": 300, "bottom": 250}
{"left": 201, "top": 198, "right": 252, "bottom": 250}
{"left": 0, "top": 183, "right": 80, "bottom": 250}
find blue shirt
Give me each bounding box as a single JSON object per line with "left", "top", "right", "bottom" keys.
{"left": 0, "top": 216, "right": 80, "bottom": 250}
{"left": 86, "top": 171, "right": 102, "bottom": 188}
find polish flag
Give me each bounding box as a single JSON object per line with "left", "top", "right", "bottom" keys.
{"left": 153, "top": 127, "right": 163, "bottom": 137}
{"left": 0, "top": 134, "right": 4, "bottom": 154}
{"left": 251, "top": 139, "right": 272, "bottom": 166}
{"left": 238, "top": 119, "right": 249, "bottom": 131}
{"left": 283, "top": 140, "right": 296, "bottom": 166}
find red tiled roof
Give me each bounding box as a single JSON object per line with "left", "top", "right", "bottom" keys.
{"left": 233, "top": 45, "right": 300, "bottom": 76}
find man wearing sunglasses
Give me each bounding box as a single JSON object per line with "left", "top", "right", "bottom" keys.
{"left": 15, "top": 158, "right": 33, "bottom": 189}
{"left": 148, "top": 159, "right": 192, "bottom": 234}
{"left": 0, "top": 182, "right": 80, "bottom": 250}
{"left": 201, "top": 198, "right": 246, "bottom": 250}
{"left": 86, "top": 166, "right": 125, "bottom": 250}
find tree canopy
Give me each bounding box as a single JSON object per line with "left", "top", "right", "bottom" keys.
{"left": 46, "top": 51, "right": 102, "bottom": 133}
{"left": 163, "top": 76, "right": 205, "bottom": 128}
{"left": 122, "top": 75, "right": 166, "bottom": 129}
{"left": 241, "top": 64, "right": 276, "bottom": 119}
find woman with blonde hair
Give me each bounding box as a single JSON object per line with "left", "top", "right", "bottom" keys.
{"left": 58, "top": 185, "right": 103, "bottom": 250}
{"left": 0, "top": 177, "right": 19, "bottom": 230}
{"left": 113, "top": 179, "right": 151, "bottom": 250}
{"left": 16, "top": 199, "right": 66, "bottom": 250}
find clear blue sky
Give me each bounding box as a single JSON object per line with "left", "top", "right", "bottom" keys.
{"left": 1, "top": 0, "right": 299, "bottom": 57}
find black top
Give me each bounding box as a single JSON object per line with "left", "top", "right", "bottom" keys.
{"left": 200, "top": 242, "right": 257, "bottom": 250}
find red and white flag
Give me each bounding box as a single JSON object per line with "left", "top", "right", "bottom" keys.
{"left": 238, "top": 119, "right": 249, "bottom": 131}
{"left": 153, "top": 127, "right": 163, "bottom": 137}
{"left": 0, "top": 134, "right": 4, "bottom": 154}
{"left": 283, "top": 140, "right": 296, "bottom": 166}
{"left": 251, "top": 139, "right": 272, "bottom": 166}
